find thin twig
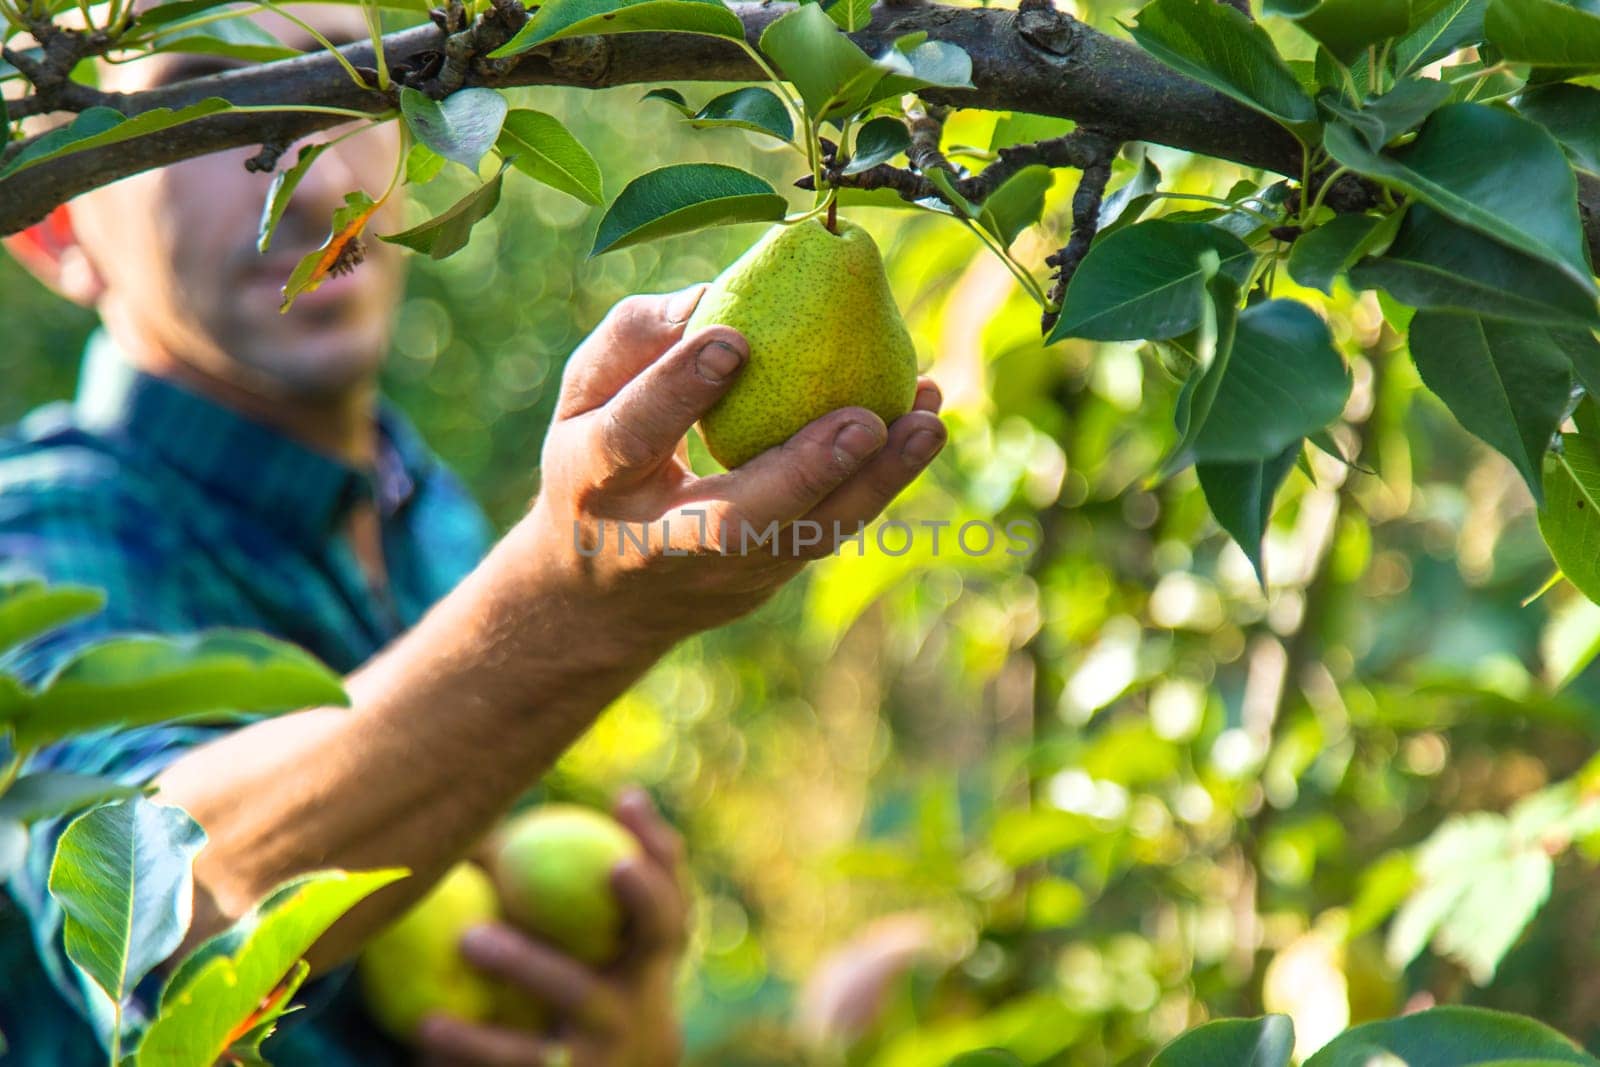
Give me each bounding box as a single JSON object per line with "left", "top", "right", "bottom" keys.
{"left": 1042, "top": 135, "right": 1118, "bottom": 332}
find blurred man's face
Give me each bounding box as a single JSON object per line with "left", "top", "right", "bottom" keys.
{"left": 70, "top": 7, "right": 405, "bottom": 399}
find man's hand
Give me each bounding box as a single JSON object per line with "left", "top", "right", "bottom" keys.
{"left": 416, "top": 789, "right": 688, "bottom": 1067}
{"left": 524, "top": 286, "right": 946, "bottom": 657}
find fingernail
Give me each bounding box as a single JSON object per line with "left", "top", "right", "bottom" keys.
{"left": 666, "top": 286, "right": 704, "bottom": 323}
{"left": 834, "top": 421, "right": 885, "bottom": 465}
{"left": 696, "top": 340, "right": 745, "bottom": 383}
{"left": 902, "top": 427, "right": 944, "bottom": 465}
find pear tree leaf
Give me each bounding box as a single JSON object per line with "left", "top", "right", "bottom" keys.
{"left": 1126, "top": 0, "right": 1318, "bottom": 135}
{"left": 842, "top": 115, "right": 909, "bottom": 174}
{"left": 279, "top": 190, "right": 381, "bottom": 312}
{"left": 1323, "top": 102, "right": 1594, "bottom": 291}
{"left": 758, "top": 3, "right": 877, "bottom": 118}
{"left": 977, "top": 165, "right": 1052, "bottom": 249}
{"left": 404, "top": 142, "right": 446, "bottom": 185}
{"left": 590, "top": 163, "right": 787, "bottom": 255}
{"left": 399, "top": 86, "right": 507, "bottom": 172}
{"left": 868, "top": 40, "right": 974, "bottom": 103}
{"left": 1348, "top": 205, "right": 1600, "bottom": 327}
{"left": 1051, "top": 220, "right": 1255, "bottom": 342}
{"left": 140, "top": 868, "right": 407, "bottom": 1065}
{"left": 1516, "top": 83, "right": 1600, "bottom": 175}
{"left": 1098, "top": 152, "right": 1161, "bottom": 232}
{"left": 380, "top": 158, "right": 512, "bottom": 260}
{"left": 494, "top": 109, "right": 603, "bottom": 204}
{"left": 257, "top": 142, "right": 330, "bottom": 254}
{"left": 1198, "top": 441, "right": 1303, "bottom": 586}
{"left": 689, "top": 87, "right": 794, "bottom": 143}
{"left": 1541, "top": 433, "right": 1600, "bottom": 607}
{"left": 989, "top": 110, "right": 1074, "bottom": 151}
{"left": 0, "top": 99, "right": 234, "bottom": 181}
{"left": 1484, "top": 0, "right": 1600, "bottom": 70}
{"left": 1306, "top": 1006, "right": 1596, "bottom": 1067}
{"left": 1408, "top": 310, "right": 1572, "bottom": 504}
{"left": 0, "top": 583, "right": 104, "bottom": 659}
{"left": 0, "top": 773, "right": 143, "bottom": 825}
{"left": 1395, "top": 0, "right": 1489, "bottom": 76}
{"left": 825, "top": 0, "right": 873, "bottom": 32}
{"left": 48, "top": 797, "right": 206, "bottom": 1012}
{"left": 491, "top": 0, "right": 742, "bottom": 56}
{"left": 1150, "top": 1015, "right": 1296, "bottom": 1067}
{"left": 147, "top": 14, "right": 301, "bottom": 62}
{"left": 1318, "top": 76, "right": 1452, "bottom": 150}
{"left": 12, "top": 630, "right": 348, "bottom": 750}
{"left": 1287, "top": 214, "right": 1381, "bottom": 295}
{"left": 641, "top": 87, "right": 691, "bottom": 114}
{"left": 1166, "top": 263, "right": 1242, "bottom": 474}
{"left": 1264, "top": 0, "right": 1409, "bottom": 63}
{"left": 1191, "top": 298, "right": 1350, "bottom": 465}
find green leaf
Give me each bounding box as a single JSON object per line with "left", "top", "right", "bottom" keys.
{"left": 1150, "top": 1015, "right": 1296, "bottom": 1067}
{"left": 0, "top": 99, "right": 234, "bottom": 181}
{"left": 1348, "top": 205, "right": 1600, "bottom": 327}
{"left": 11, "top": 630, "right": 348, "bottom": 750}
{"left": 1287, "top": 213, "right": 1380, "bottom": 295}
{"left": 1167, "top": 266, "right": 1242, "bottom": 472}
{"left": 1541, "top": 433, "right": 1600, "bottom": 606}
{"left": 758, "top": 3, "right": 877, "bottom": 118}
{"left": 0, "top": 583, "right": 104, "bottom": 659}
{"left": 491, "top": 0, "right": 742, "bottom": 56}
{"left": 1396, "top": 0, "right": 1489, "bottom": 76}
{"left": 1191, "top": 299, "right": 1351, "bottom": 464}
{"left": 977, "top": 165, "right": 1052, "bottom": 250}
{"left": 148, "top": 14, "right": 301, "bottom": 62}
{"left": 869, "top": 40, "right": 974, "bottom": 103}
{"left": 1516, "top": 83, "right": 1600, "bottom": 175}
{"left": 1484, "top": 0, "right": 1600, "bottom": 70}
{"left": 1198, "top": 441, "right": 1302, "bottom": 584}
{"left": 989, "top": 111, "right": 1074, "bottom": 151}
{"left": 1306, "top": 1006, "right": 1596, "bottom": 1067}
{"left": 1264, "top": 0, "right": 1409, "bottom": 63}
{"left": 48, "top": 797, "right": 205, "bottom": 1010}
{"left": 380, "top": 158, "right": 511, "bottom": 260}
{"left": 1098, "top": 153, "right": 1162, "bottom": 232}
{"left": 641, "top": 87, "right": 691, "bottom": 113}
{"left": 141, "top": 868, "right": 406, "bottom": 1065}
{"left": 590, "top": 163, "right": 787, "bottom": 255}
{"left": 1408, "top": 310, "right": 1572, "bottom": 503}
{"left": 1126, "top": 0, "right": 1318, "bottom": 134}
{"left": 0, "top": 819, "right": 28, "bottom": 884}
{"left": 1318, "top": 76, "right": 1452, "bottom": 150}
{"left": 842, "top": 115, "right": 909, "bottom": 174}
{"left": 825, "top": 0, "right": 872, "bottom": 32}
{"left": 1050, "top": 220, "right": 1255, "bottom": 342}
{"left": 404, "top": 142, "right": 445, "bottom": 185}
{"left": 257, "top": 142, "right": 329, "bottom": 254}
{"left": 399, "top": 86, "right": 507, "bottom": 172}
{"left": 689, "top": 87, "right": 794, "bottom": 142}
{"left": 1323, "top": 102, "right": 1593, "bottom": 290}
{"left": 0, "top": 773, "right": 142, "bottom": 825}
{"left": 495, "top": 109, "right": 603, "bottom": 204}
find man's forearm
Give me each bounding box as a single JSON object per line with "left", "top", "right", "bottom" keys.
{"left": 153, "top": 517, "right": 666, "bottom": 966}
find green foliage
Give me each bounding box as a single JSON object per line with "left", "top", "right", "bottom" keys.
{"left": 1149, "top": 1014, "right": 1294, "bottom": 1066}
{"left": 0, "top": 100, "right": 233, "bottom": 181}
{"left": 591, "top": 163, "right": 788, "bottom": 255}
{"left": 381, "top": 157, "right": 513, "bottom": 260}
{"left": 400, "top": 86, "right": 508, "bottom": 173}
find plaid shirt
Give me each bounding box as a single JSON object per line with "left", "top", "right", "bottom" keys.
{"left": 0, "top": 330, "right": 495, "bottom": 1065}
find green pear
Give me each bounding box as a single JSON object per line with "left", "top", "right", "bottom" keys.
{"left": 360, "top": 862, "right": 501, "bottom": 1040}
{"left": 491, "top": 804, "right": 642, "bottom": 966}
{"left": 689, "top": 218, "right": 919, "bottom": 469}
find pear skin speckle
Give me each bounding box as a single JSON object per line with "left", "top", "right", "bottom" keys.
{"left": 690, "top": 218, "right": 920, "bottom": 469}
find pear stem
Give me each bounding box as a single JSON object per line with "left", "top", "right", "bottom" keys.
{"left": 826, "top": 197, "right": 838, "bottom": 235}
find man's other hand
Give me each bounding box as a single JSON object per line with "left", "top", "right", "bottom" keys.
{"left": 523, "top": 286, "right": 946, "bottom": 653}
{"left": 416, "top": 789, "right": 688, "bottom": 1067}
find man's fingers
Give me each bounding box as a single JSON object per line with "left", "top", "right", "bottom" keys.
{"left": 589, "top": 327, "right": 748, "bottom": 485}
{"left": 460, "top": 924, "right": 616, "bottom": 1024}
{"left": 706, "top": 408, "right": 888, "bottom": 534}
{"left": 417, "top": 1016, "right": 561, "bottom": 1067}
{"left": 611, "top": 854, "right": 688, "bottom": 957}
{"left": 555, "top": 286, "right": 706, "bottom": 419}
{"left": 798, "top": 410, "right": 947, "bottom": 555}
{"left": 612, "top": 787, "right": 685, "bottom": 874}
{"left": 912, "top": 377, "right": 942, "bottom": 413}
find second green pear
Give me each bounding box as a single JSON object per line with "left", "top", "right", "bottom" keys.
{"left": 689, "top": 218, "right": 919, "bottom": 469}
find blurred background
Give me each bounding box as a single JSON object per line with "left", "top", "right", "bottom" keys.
{"left": 9, "top": 3, "right": 1600, "bottom": 1061}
